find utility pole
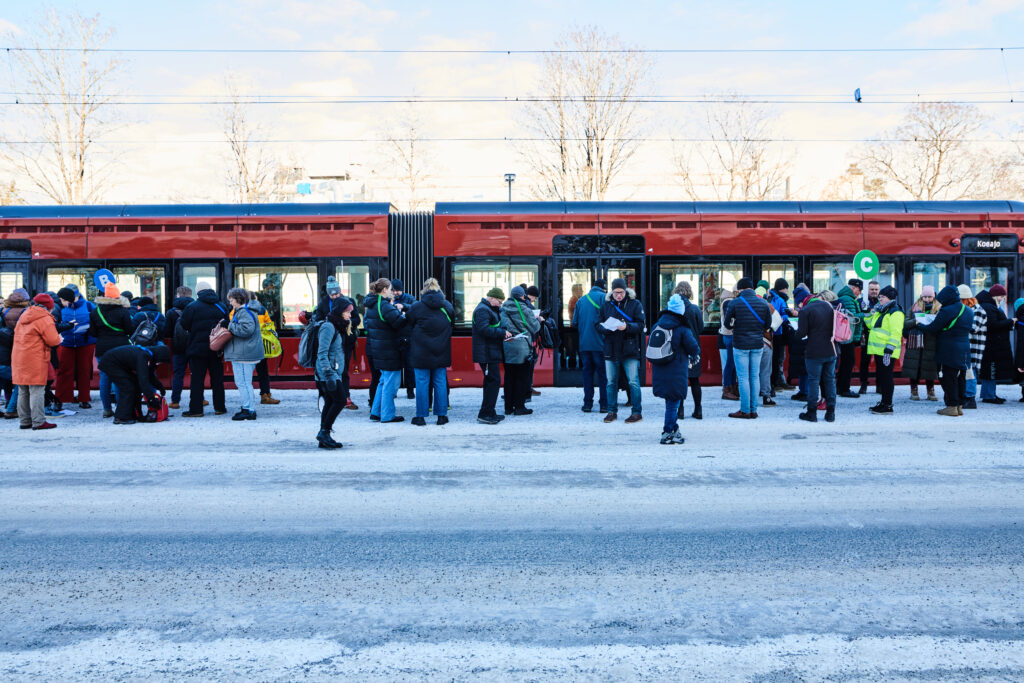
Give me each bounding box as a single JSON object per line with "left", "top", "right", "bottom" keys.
{"left": 504, "top": 173, "right": 516, "bottom": 201}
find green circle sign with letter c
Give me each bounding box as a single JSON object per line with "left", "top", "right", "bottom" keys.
{"left": 854, "top": 249, "right": 879, "bottom": 280}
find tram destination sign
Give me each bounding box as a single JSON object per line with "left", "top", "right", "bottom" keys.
{"left": 960, "top": 234, "right": 1019, "bottom": 253}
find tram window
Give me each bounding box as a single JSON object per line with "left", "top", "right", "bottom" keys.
{"left": 562, "top": 270, "right": 591, "bottom": 324}
{"left": 235, "top": 265, "right": 318, "bottom": 330}
{"left": 760, "top": 263, "right": 795, "bottom": 288}
{"left": 452, "top": 263, "right": 538, "bottom": 325}
{"left": 1, "top": 272, "right": 23, "bottom": 296}
{"left": 912, "top": 263, "right": 947, "bottom": 301}
{"left": 47, "top": 267, "right": 99, "bottom": 297}
{"left": 111, "top": 266, "right": 166, "bottom": 311}
{"left": 812, "top": 262, "right": 895, "bottom": 293}
{"left": 659, "top": 263, "right": 742, "bottom": 326}
{"left": 182, "top": 265, "right": 218, "bottom": 296}
{"left": 335, "top": 265, "right": 370, "bottom": 328}
{"left": 967, "top": 265, "right": 1009, "bottom": 295}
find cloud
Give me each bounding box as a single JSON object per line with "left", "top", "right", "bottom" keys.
{"left": 903, "top": 0, "right": 1024, "bottom": 38}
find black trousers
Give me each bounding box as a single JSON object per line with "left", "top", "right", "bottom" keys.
{"left": 106, "top": 366, "right": 142, "bottom": 421}
{"left": 940, "top": 365, "right": 966, "bottom": 407}
{"left": 771, "top": 338, "right": 787, "bottom": 387}
{"left": 188, "top": 352, "right": 226, "bottom": 414}
{"left": 875, "top": 357, "right": 894, "bottom": 404}
{"left": 503, "top": 362, "right": 531, "bottom": 413}
{"left": 318, "top": 380, "right": 347, "bottom": 431}
{"left": 836, "top": 343, "right": 856, "bottom": 393}
{"left": 478, "top": 362, "right": 501, "bottom": 418}
{"left": 255, "top": 358, "right": 271, "bottom": 395}
{"left": 403, "top": 364, "right": 415, "bottom": 397}
{"left": 859, "top": 342, "right": 875, "bottom": 388}
{"left": 367, "top": 356, "right": 381, "bottom": 405}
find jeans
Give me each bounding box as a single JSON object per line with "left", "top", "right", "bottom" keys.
{"left": 805, "top": 356, "right": 837, "bottom": 411}
{"left": 942, "top": 366, "right": 967, "bottom": 407}
{"left": 663, "top": 399, "right": 680, "bottom": 433}
{"left": 979, "top": 379, "right": 998, "bottom": 399}
{"left": 965, "top": 375, "right": 977, "bottom": 399}
{"left": 98, "top": 370, "right": 120, "bottom": 411}
{"left": 171, "top": 353, "right": 187, "bottom": 404}
{"left": 6, "top": 384, "right": 18, "bottom": 413}
{"left": 758, "top": 344, "right": 773, "bottom": 397}
{"left": 580, "top": 350, "right": 607, "bottom": 409}
{"left": 733, "top": 347, "right": 763, "bottom": 414}
{"left": 371, "top": 369, "right": 401, "bottom": 421}
{"left": 720, "top": 337, "right": 736, "bottom": 386}
{"left": 414, "top": 368, "right": 448, "bottom": 418}
{"left": 233, "top": 361, "right": 258, "bottom": 411}
{"left": 605, "top": 357, "right": 641, "bottom": 414}
{"left": 478, "top": 362, "right": 501, "bottom": 418}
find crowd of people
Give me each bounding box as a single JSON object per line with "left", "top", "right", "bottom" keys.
{"left": 2, "top": 271, "right": 1022, "bottom": 446}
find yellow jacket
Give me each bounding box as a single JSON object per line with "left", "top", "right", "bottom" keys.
{"left": 864, "top": 304, "right": 905, "bottom": 359}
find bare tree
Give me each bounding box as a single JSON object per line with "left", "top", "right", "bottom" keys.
{"left": 222, "top": 78, "right": 275, "bottom": 203}
{"left": 858, "top": 102, "right": 997, "bottom": 200}
{"left": 521, "top": 27, "right": 651, "bottom": 200}
{"left": 0, "top": 180, "right": 24, "bottom": 205}
{"left": 674, "top": 95, "right": 791, "bottom": 201}
{"left": 0, "top": 10, "right": 122, "bottom": 204}
{"left": 379, "top": 108, "right": 431, "bottom": 211}
{"left": 820, "top": 163, "right": 888, "bottom": 201}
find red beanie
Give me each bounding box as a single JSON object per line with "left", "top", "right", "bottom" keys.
{"left": 33, "top": 293, "right": 54, "bottom": 310}
{"left": 989, "top": 284, "right": 1007, "bottom": 297}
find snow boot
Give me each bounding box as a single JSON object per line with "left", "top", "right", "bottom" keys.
{"left": 926, "top": 386, "right": 938, "bottom": 401}
{"left": 910, "top": 385, "right": 920, "bottom": 401}
{"left": 691, "top": 405, "right": 702, "bottom": 420}
{"left": 937, "top": 406, "right": 960, "bottom": 417}
{"left": 437, "top": 416, "right": 449, "bottom": 426}
{"left": 824, "top": 407, "right": 836, "bottom": 422}
{"left": 963, "top": 397, "right": 978, "bottom": 409}
{"left": 316, "top": 429, "right": 342, "bottom": 449}
{"left": 798, "top": 410, "right": 817, "bottom": 422}
{"left": 957, "top": 405, "right": 963, "bottom": 416}
{"left": 411, "top": 417, "right": 427, "bottom": 426}
{"left": 869, "top": 402, "right": 893, "bottom": 414}
{"left": 261, "top": 393, "right": 280, "bottom": 405}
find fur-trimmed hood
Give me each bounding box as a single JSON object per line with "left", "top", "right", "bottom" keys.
{"left": 95, "top": 295, "right": 130, "bottom": 307}
{"left": 604, "top": 288, "right": 637, "bottom": 302}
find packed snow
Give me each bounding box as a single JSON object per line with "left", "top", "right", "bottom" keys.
{"left": 1, "top": 385, "right": 1023, "bottom": 680}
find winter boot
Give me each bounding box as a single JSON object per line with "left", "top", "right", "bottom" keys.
{"left": 316, "top": 429, "right": 342, "bottom": 449}
{"left": 261, "top": 393, "right": 280, "bottom": 405}
{"left": 798, "top": 410, "right": 817, "bottom": 422}
{"left": 824, "top": 407, "right": 836, "bottom": 423}
{"left": 957, "top": 405, "right": 963, "bottom": 416}
{"left": 910, "top": 385, "right": 920, "bottom": 401}
{"left": 411, "top": 417, "right": 427, "bottom": 426}
{"left": 937, "top": 405, "right": 960, "bottom": 417}
{"left": 691, "top": 405, "right": 702, "bottom": 420}
{"left": 437, "top": 416, "right": 449, "bottom": 426}
{"left": 926, "top": 386, "right": 938, "bottom": 402}
{"left": 869, "top": 402, "right": 893, "bottom": 414}
{"left": 963, "top": 397, "right": 978, "bottom": 409}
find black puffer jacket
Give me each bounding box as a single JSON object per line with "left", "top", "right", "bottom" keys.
{"left": 89, "top": 295, "right": 134, "bottom": 357}
{"left": 363, "top": 292, "right": 407, "bottom": 371}
{"left": 179, "top": 289, "right": 228, "bottom": 357}
{"left": 976, "top": 290, "right": 1013, "bottom": 381}
{"left": 797, "top": 299, "right": 838, "bottom": 360}
{"left": 596, "top": 290, "right": 645, "bottom": 361}
{"left": 406, "top": 290, "right": 455, "bottom": 369}
{"left": 682, "top": 299, "right": 703, "bottom": 378}
{"left": 472, "top": 299, "right": 505, "bottom": 364}
{"left": 165, "top": 296, "right": 194, "bottom": 351}
{"left": 724, "top": 289, "right": 771, "bottom": 350}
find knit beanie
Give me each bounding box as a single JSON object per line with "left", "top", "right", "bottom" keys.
{"left": 510, "top": 285, "right": 526, "bottom": 300}
{"left": 736, "top": 277, "right": 753, "bottom": 291}
{"left": 667, "top": 293, "right": 686, "bottom": 315}
{"left": 486, "top": 287, "right": 505, "bottom": 300}
{"left": 793, "top": 285, "right": 811, "bottom": 306}
{"left": 611, "top": 278, "right": 627, "bottom": 291}
{"left": 921, "top": 285, "right": 935, "bottom": 297}
{"left": 104, "top": 283, "right": 120, "bottom": 298}
{"left": 774, "top": 278, "right": 790, "bottom": 291}
{"left": 879, "top": 285, "right": 898, "bottom": 300}
{"left": 957, "top": 284, "right": 974, "bottom": 299}
{"left": 390, "top": 278, "right": 404, "bottom": 292}
{"left": 57, "top": 287, "right": 76, "bottom": 303}
{"left": 593, "top": 278, "right": 607, "bottom": 290}
{"left": 33, "top": 293, "right": 54, "bottom": 310}
{"left": 989, "top": 283, "right": 1007, "bottom": 297}
{"left": 848, "top": 278, "right": 864, "bottom": 290}
{"left": 526, "top": 285, "right": 540, "bottom": 298}
{"left": 325, "top": 276, "right": 342, "bottom": 296}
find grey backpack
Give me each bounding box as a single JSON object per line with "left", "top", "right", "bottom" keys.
{"left": 645, "top": 323, "right": 675, "bottom": 365}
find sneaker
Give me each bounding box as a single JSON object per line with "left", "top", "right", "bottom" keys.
{"left": 437, "top": 416, "right": 449, "bottom": 426}
{"left": 113, "top": 418, "right": 137, "bottom": 425}
{"left": 837, "top": 391, "right": 860, "bottom": 399}
{"left": 963, "top": 397, "right": 978, "bottom": 409}
{"left": 824, "top": 408, "right": 835, "bottom": 422}
{"left": 513, "top": 408, "right": 533, "bottom": 416}
{"left": 345, "top": 399, "right": 359, "bottom": 411}
{"left": 869, "top": 402, "right": 893, "bottom": 414}
{"left": 32, "top": 422, "right": 56, "bottom": 430}
{"left": 671, "top": 430, "right": 685, "bottom": 444}
{"left": 762, "top": 396, "right": 777, "bottom": 407}
{"left": 260, "top": 393, "right": 280, "bottom": 405}
{"left": 477, "top": 415, "right": 501, "bottom": 425}
{"left": 103, "top": 409, "right": 114, "bottom": 418}
{"left": 604, "top": 412, "right": 618, "bottom": 423}
{"left": 691, "top": 406, "right": 702, "bottom": 420}
{"left": 624, "top": 414, "right": 642, "bottom": 424}
{"left": 798, "top": 411, "right": 817, "bottom": 422}
{"left": 411, "top": 417, "right": 427, "bottom": 426}
{"left": 181, "top": 411, "right": 204, "bottom": 418}
{"left": 937, "top": 406, "right": 960, "bottom": 417}
{"left": 383, "top": 416, "right": 405, "bottom": 423}
{"left": 232, "top": 410, "right": 249, "bottom": 421}
{"left": 660, "top": 431, "right": 675, "bottom": 445}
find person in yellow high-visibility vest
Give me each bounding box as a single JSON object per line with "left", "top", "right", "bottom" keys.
{"left": 864, "top": 285, "right": 904, "bottom": 414}
{"left": 228, "top": 293, "right": 280, "bottom": 405}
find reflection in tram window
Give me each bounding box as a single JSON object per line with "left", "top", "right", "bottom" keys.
{"left": 0, "top": 272, "right": 23, "bottom": 297}
{"left": 912, "top": 263, "right": 947, "bottom": 301}
{"left": 235, "top": 266, "right": 318, "bottom": 330}
{"left": 560, "top": 270, "right": 590, "bottom": 371}
{"left": 182, "top": 265, "right": 218, "bottom": 298}
{"left": 112, "top": 266, "right": 166, "bottom": 311}
{"left": 760, "top": 263, "right": 795, "bottom": 289}
{"left": 335, "top": 265, "right": 370, "bottom": 329}
{"left": 659, "top": 263, "right": 742, "bottom": 326}
{"left": 452, "top": 263, "right": 538, "bottom": 325}
{"left": 812, "top": 262, "right": 894, "bottom": 293}
{"left": 47, "top": 267, "right": 100, "bottom": 298}
{"left": 967, "top": 266, "right": 1008, "bottom": 296}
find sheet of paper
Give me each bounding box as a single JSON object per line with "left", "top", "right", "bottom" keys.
{"left": 788, "top": 318, "right": 799, "bottom": 330}
{"left": 916, "top": 313, "right": 936, "bottom": 326}
{"left": 601, "top": 317, "right": 623, "bottom": 331}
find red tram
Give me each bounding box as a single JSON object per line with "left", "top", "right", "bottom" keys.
{"left": 1, "top": 200, "right": 1022, "bottom": 388}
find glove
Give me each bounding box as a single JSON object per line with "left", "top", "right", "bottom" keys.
{"left": 325, "top": 378, "right": 338, "bottom": 392}
{"left": 689, "top": 354, "right": 701, "bottom": 369}
{"left": 882, "top": 347, "right": 893, "bottom": 366}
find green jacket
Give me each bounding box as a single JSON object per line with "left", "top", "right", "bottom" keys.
{"left": 864, "top": 303, "right": 905, "bottom": 359}
{"left": 835, "top": 286, "right": 864, "bottom": 344}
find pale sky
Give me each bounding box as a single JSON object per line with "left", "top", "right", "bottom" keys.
{"left": 2, "top": 0, "right": 1023, "bottom": 205}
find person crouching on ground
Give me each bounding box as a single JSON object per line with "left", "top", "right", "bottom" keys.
{"left": 315, "top": 298, "right": 351, "bottom": 449}
{"left": 651, "top": 294, "right": 700, "bottom": 444}
{"left": 97, "top": 343, "right": 170, "bottom": 424}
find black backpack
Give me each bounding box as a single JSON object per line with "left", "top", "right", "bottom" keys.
{"left": 297, "top": 319, "right": 328, "bottom": 369}
{"left": 645, "top": 322, "right": 676, "bottom": 365}
{"left": 131, "top": 315, "right": 160, "bottom": 346}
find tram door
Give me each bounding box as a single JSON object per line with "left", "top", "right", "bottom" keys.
{"left": 0, "top": 240, "right": 30, "bottom": 295}
{"left": 962, "top": 256, "right": 1016, "bottom": 302}
{"left": 554, "top": 256, "right": 643, "bottom": 387}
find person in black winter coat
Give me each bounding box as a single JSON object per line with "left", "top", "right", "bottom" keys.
{"left": 597, "top": 278, "right": 646, "bottom": 423}
{"left": 178, "top": 287, "right": 228, "bottom": 417}
{"left": 390, "top": 278, "right": 417, "bottom": 399}
{"left": 472, "top": 289, "right": 510, "bottom": 424}
{"left": 1013, "top": 299, "right": 1024, "bottom": 396}
{"left": 674, "top": 281, "right": 704, "bottom": 420}
{"left": 131, "top": 297, "right": 164, "bottom": 332}
{"left": 164, "top": 287, "right": 194, "bottom": 408}
{"left": 406, "top": 278, "right": 455, "bottom": 425}
{"left": 796, "top": 291, "right": 839, "bottom": 423}
{"left": 89, "top": 283, "right": 134, "bottom": 418}
{"left": 912, "top": 284, "right": 974, "bottom": 415}
{"left": 364, "top": 278, "right": 407, "bottom": 423}
{"left": 651, "top": 294, "right": 700, "bottom": 444}
{"left": 976, "top": 285, "right": 1014, "bottom": 403}
{"left": 97, "top": 343, "right": 170, "bottom": 424}
{"left": 724, "top": 278, "right": 771, "bottom": 418}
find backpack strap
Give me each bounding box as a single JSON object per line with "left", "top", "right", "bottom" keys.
{"left": 612, "top": 303, "right": 633, "bottom": 322}
{"left": 96, "top": 307, "right": 125, "bottom": 333}
{"left": 513, "top": 299, "right": 530, "bottom": 328}
{"left": 737, "top": 295, "right": 765, "bottom": 326}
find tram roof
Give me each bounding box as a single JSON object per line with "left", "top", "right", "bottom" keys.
{"left": 0, "top": 202, "right": 395, "bottom": 219}
{"left": 435, "top": 200, "right": 1024, "bottom": 215}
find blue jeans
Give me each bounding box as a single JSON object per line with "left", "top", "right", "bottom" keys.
{"left": 414, "top": 367, "right": 448, "bottom": 418}
{"left": 805, "top": 356, "right": 837, "bottom": 410}
{"left": 733, "top": 347, "right": 763, "bottom": 414}
{"left": 720, "top": 337, "right": 737, "bottom": 386}
{"left": 371, "top": 369, "right": 401, "bottom": 421}
{"left": 98, "top": 369, "right": 120, "bottom": 411}
{"left": 5, "top": 384, "right": 17, "bottom": 413}
{"left": 965, "top": 375, "right": 977, "bottom": 399}
{"left": 580, "top": 350, "right": 607, "bottom": 409}
{"left": 980, "top": 379, "right": 997, "bottom": 399}
{"left": 233, "top": 361, "right": 257, "bottom": 411}
{"left": 663, "top": 399, "right": 680, "bottom": 433}
{"left": 171, "top": 352, "right": 187, "bottom": 403}
{"left": 605, "top": 357, "right": 641, "bottom": 414}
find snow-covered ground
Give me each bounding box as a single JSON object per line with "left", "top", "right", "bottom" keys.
{"left": 2, "top": 386, "right": 1023, "bottom": 680}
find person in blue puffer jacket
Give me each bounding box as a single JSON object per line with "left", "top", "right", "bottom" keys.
{"left": 571, "top": 278, "right": 608, "bottom": 413}
{"left": 651, "top": 294, "right": 700, "bottom": 445}
{"left": 55, "top": 284, "right": 96, "bottom": 409}
{"left": 911, "top": 284, "right": 974, "bottom": 416}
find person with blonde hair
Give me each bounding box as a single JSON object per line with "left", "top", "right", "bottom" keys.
{"left": 406, "top": 278, "right": 455, "bottom": 425}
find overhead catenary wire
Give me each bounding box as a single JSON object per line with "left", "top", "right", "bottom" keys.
{"left": 1, "top": 136, "right": 1021, "bottom": 145}
{"left": 1, "top": 97, "right": 1022, "bottom": 106}
{"left": 3, "top": 45, "right": 1024, "bottom": 54}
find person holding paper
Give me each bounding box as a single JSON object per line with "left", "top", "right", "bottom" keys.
{"left": 902, "top": 285, "right": 940, "bottom": 402}
{"left": 55, "top": 284, "right": 96, "bottom": 409}
{"left": 500, "top": 286, "right": 541, "bottom": 416}
{"left": 723, "top": 278, "right": 771, "bottom": 419}
{"left": 597, "top": 278, "right": 646, "bottom": 424}
{"left": 911, "top": 285, "right": 973, "bottom": 416}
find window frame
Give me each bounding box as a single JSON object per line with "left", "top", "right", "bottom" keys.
{"left": 656, "top": 259, "right": 746, "bottom": 330}
{"left": 232, "top": 261, "right": 321, "bottom": 336}
{"left": 448, "top": 258, "right": 542, "bottom": 329}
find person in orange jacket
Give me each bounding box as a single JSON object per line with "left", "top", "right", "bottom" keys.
{"left": 13, "top": 294, "right": 63, "bottom": 430}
